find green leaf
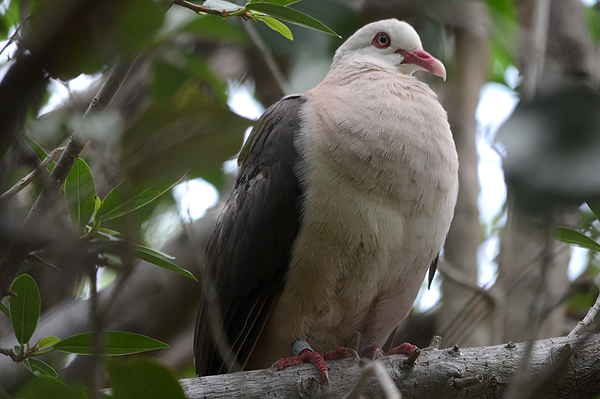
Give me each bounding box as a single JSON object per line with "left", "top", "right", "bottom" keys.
{"left": 132, "top": 244, "right": 175, "bottom": 260}
{"left": 37, "top": 336, "right": 61, "bottom": 351}
{"left": 17, "top": 375, "right": 87, "bottom": 399}
{"left": 0, "top": 301, "right": 8, "bottom": 317}
{"left": 9, "top": 274, "right": 41, "bottom": 345}
{"left": 555, "top": 226, "right": 600, "bottom": 252}
{"left": 258, "top": 16, "right": 293, "bottom": 40}
{"left": 97, "top": 227, "right": 121, "bottom": 236}
{"left": 587, "top": 201, "right": 600, "bottom": 221}
{"left": 64, "top": 158, "right": 96, "bottom": 229}
{"left": 54, "top": 331, "right": 169, "bottom": 356}
{"left": 20, "top": 132, "right": 49, "bottom": 164}
{"left": 23, "top": 358, "right": 59, "bottom": 378}
{"left": 245, "top": 2, "right": 340, "bottom": 38}
{"left": 132, "top": 246, "right": 197, "bottom": 281}
{"left": 106, "top": 358, "right": 186, "bottom": 399}
{"left": 95, "top": 177, "right": 182, "bottom": 222}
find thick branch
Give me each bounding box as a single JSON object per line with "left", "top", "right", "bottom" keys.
{"left": 180, "top": 333, "right": 600, "bottom": 399}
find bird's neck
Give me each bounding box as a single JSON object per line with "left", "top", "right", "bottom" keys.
{"left": 323, "top": 61, "right": 413, "bottom": 88}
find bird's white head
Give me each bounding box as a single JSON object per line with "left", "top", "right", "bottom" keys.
{"left": 331, "top": 19, "right": 446, "bottom": 81}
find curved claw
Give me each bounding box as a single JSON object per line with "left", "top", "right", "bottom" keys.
{"left": 384, "top": 342, "right": 417, "bottom": 356}
{"left": 322, "top": 346, "right": 359, "bottom": 361}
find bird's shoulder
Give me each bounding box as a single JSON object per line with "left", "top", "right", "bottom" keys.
{"left": 207, "top": 93, "right": 308, "bottom": 300}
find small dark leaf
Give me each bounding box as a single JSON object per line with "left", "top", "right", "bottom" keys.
{"left": 9, "top": 274, "right": 41, "bottom": 345}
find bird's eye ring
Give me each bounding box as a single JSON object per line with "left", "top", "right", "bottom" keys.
{"left": 372, "top": 32, "right": 391, "bottom": 49}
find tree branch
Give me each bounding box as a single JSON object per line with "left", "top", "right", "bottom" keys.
{"left": 180, "top": 333, "right": 600, "bottom": 399}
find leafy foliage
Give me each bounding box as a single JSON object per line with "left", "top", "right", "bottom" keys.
{"left": 3, "top": 274, "right": 169, "bottom": 380}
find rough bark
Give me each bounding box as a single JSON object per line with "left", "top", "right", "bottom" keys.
{"left": 180, "top": 332, "right": 600, "bottom": 399}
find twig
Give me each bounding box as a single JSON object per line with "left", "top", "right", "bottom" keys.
{"left": 241, "top": 20, "right": 292, "bottom": 96}
{"left": 88, "top": 261, "right": 102, "bottom": 399}
{"left": 437, "top": 260, "right": 496, "bottom": 344}
{"left": 0, "top": 15, "right": 29, "bottom": 59}
{"left": 0, "top": 147, "right": 64, "bottom": 202}
{"left": 568, "top": 291, "right": 600, "bottom": 338}
{"left": 437, "top": 260, "right": 494, "bottom": 303}
{"left": 0, "top": 348, "right": 19, "bottom": 362}
{"left": 25, "top": 251, "right": 59, "bottom": 271}
{"left": 343, "top": 359, "right": 401, "bottom": 399}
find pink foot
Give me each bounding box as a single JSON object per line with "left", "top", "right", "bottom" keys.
{"left": 359, "top": 342, "right": 419, "bottom": 362}
{"left": 270, "top": 341, "right": 358, "bottom": 387}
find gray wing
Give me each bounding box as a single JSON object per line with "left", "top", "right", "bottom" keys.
{"left": 194, "top": 95, "right": 307, "bottom": 376}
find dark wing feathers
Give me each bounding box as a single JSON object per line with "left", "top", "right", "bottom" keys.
{"left": 194, "top": 95, "right": 306, "bottom": 376}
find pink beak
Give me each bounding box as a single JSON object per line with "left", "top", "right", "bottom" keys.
{"left": 398, "top": 49, "right": 447, "bottom": 81}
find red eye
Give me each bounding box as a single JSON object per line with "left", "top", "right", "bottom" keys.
{"left": 372, "top": 32, "right": 391, "bottom": 49}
